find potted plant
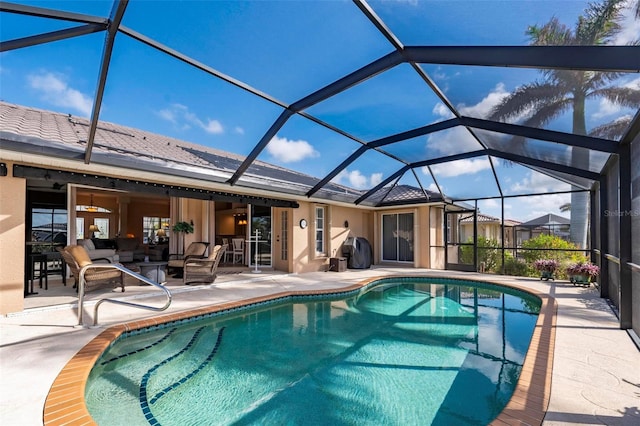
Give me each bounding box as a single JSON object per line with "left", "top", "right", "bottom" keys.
{"left": 566, "top": 262, "right": 599, "bottom": 286}
{"left": 534, "top": 259, "right": 558, "bottom": 281}
{"left": 172, "top": 220, "right": 194, "bottom": 254}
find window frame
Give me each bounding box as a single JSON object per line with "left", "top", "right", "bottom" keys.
{"left": 314, "top": 205, "right": 328, "bottom": 257}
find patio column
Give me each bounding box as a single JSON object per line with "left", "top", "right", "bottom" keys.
{"left": 598, "top": 177, "right": 609, "bottom": 299}
{"left": 0, "top": 162, "right": 26, "bottom": 314}
{"left": 619, "top": 143, "right": 632, "bottom": 329}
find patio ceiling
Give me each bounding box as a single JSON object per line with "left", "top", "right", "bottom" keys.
{"left": 1, "top": 0, "right": 639, "bottom": 207}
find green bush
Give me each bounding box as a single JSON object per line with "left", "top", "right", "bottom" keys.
{"left": 503, "top": 256, "right": 529, "bottom": 276}
{"left": 460, "top": 236, "right": 501, "bottom": 272}
{"left": 519, "top": 234, "right": 588, "bottom": 279}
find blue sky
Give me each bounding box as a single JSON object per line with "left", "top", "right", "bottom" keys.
{"left": 1, "top": 0, "right": 639, "bottom": 223}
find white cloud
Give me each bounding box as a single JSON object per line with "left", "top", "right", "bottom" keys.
{"left": 457, "top": 83, "right": 510, "bottom": 119}
{"left": 426, "top": 126, "right": 483, "bottom": 156}
{"left": 202, "top": 119, "right": 223, "bottom": 134}
{"left": 592, "top": 98, "right": 621, "bottom": 119}
{"left": 427, "top": 158, "right": 492, "bottom": 178}
{"left": 426, "top": 83, "right": 516, "bottom": 160}
{"left": 234, "top": 126, "right": 245, "bottom": 135}
{"left": 266, "top": 135, "right": 319, "bottom": 163}
{"left": 427, "top": 183, "right": 440, "bottom": 193}
{"left": 157, "top": 103, "right": 224, "bottom": 134}
{"left": 481, "top": 199, "right": 500, "bottom": 209}
{"left": 518, "top": 193, "right": 571, "bottom": 221}
{"left": 157, "top": 108, "right": 176, "bottom": 123}
{"left": 28, "top": 72, "right": 92, "bottom": 117}
{"left": 510, "top": 170, "right": 570, "bottom": 194}
{"left": 333, "top": 169, "right": 382, "bottom": 190}
{"left": 432, "top": 102, "right": 454, "bottom": 119}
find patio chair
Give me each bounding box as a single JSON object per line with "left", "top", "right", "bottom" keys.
{"left": 57, "top": 245, "right": 124, "bottom": 293}
{"left": 183, "top": 244, "right": 226, "bottom": 285}
{"left": 167, "top": 241, "right": 209, "bottom": 277}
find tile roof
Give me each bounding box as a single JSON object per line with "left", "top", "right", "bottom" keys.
{"left": 0, "top": 102, "right": 362, "bottom": 198}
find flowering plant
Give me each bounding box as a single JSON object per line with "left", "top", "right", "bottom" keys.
{"left": 566, "top": 262, "right": 600, "bottom": 277}
{"left": 534, "top": 259, "right": 559, "bottom": 272}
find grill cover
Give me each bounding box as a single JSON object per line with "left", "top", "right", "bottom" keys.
{"left": 341, "top": 237, "right": 372, "bottom": 269}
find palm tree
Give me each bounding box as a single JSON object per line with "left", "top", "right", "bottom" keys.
{"left": 489, "top": 0, "right": 640, "bottom": 249}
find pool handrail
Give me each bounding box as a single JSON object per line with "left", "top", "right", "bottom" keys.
{"left": 77, "top": 263, "right": 172, "bottom": 327}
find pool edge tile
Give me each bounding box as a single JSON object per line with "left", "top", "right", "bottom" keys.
{"left": 44, "top": 275, "right": 557, "bottom": 426}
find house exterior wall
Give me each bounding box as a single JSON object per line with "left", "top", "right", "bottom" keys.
{"left": 0, "top": 161, "right": 26, "bottom": 314}
{"left": 0, "top": 157, "right": 445, "bottom": 312}
{"left": 290, "top": 201, "right": 373, "bottom": 274}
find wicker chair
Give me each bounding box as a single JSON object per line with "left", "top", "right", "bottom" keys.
{"left": 57, "top": 245, "right": 125, "bottom": 293}
{"left": 167, "top": 242, "right": 209, "bottom": 277}
{"left": 183, "top": 244, "right": 226, "bottom": 285}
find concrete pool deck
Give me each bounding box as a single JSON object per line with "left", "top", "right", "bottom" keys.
{"left": 1, "top": 267, "right": 639, "bottom": 425}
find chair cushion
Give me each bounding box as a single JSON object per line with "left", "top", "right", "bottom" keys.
{"left": 77, "top": 239, "right": 95, "bottom": 251}
{"left": 185, "top": 242, "right": 207, "bottom": 257}
{"left": 167, "top": 259, "right": 185, "bottom": 268}
{"left": 67, "top": 245, "right": 92, "bottom": 268}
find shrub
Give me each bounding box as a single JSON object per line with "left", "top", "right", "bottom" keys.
{"left": 520, "top": 234, "right": 588, "bottom": 279}
{"left": 504, "top": 257, "right": 529, "bottom": 276}
{"left": 460, "top": 236, "right": 501, "bottom": 272}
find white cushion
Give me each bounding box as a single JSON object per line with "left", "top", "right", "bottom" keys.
{"left": 78, "top": 239, "right": 95, "bottom": 251}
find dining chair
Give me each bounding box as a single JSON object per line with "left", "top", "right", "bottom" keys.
{"left": 221, "top": 238, "right": 232, "bottom": 264}
{"left": 231, "top": 238, "right": 244, "bottom": 264}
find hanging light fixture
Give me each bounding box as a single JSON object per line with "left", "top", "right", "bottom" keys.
{"left": 86, "top": 194, "right": 98, "bottom": 212}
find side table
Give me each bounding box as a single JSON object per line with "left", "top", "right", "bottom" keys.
{"left": 136, "top": 261, "right": 168, "bottom": 284}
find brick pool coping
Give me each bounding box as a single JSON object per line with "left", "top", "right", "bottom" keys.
{"left": 43, "top": 276, "right": 556, "bottom": 425}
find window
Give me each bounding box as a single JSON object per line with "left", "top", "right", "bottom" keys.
{"left": 93, "top": 218, "right": 109, "bottom": 239}
{"left": 31, "top": 206, "right": 67, "bottom": 246}
{"left": 75, "top": 218, "right": 84, "bottom": 240}
{"left": 143, "top": 216, "right": 171, "bottom": 244}
{"left": 315, "top": 206, "right": 327, "bottom": 256}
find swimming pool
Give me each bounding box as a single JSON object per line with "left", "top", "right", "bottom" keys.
{"left": 83, "top": 277, "right": 542, "bottom": 425}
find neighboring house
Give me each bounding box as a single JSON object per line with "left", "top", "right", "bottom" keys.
{"left": 459, "top": 213, "right": 520, "bottom": 247}
{"left": 516, "top": 213, "right": 571, "bottom": 244}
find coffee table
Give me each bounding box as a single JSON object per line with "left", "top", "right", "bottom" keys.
{"left": 136, "top": 261, "right": 168, "bottom": 284}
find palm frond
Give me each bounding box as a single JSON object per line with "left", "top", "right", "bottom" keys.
{"left": 576, "top": 0, "right": 626, "bottom": 44}
{"left": 589, "top": 86, "right": 640, "bottom": 108}
{"left": 521, "top": 98, "right": 572, "bottom": 129}
{"left": 584, "top": 70, "right": 625, "bottom": 89}
{"left": 488, "top": 82, "right": 567, "bottom": 121}
{"left": 527, "top": 18, "right": 575, "bottom": 45}
{"left": 589, "top": 115, "right": 632, "bottom": 139}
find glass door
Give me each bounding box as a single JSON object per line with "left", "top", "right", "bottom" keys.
{"left": 445, "top": 209, "right": 477, "bottom": 272}
{"left": 382, "top": 213, "right": 414, "bottom": 262}
{"left": 250, "top": 205, "right": 272, "bottom": 267}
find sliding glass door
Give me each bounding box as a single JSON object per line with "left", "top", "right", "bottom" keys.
{"left": 382, "top": 213, "right": 414, "bottom": 262}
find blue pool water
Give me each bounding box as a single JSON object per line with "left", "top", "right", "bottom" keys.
{"left": 86, "top": 278, "right": 540, "bottom": 425}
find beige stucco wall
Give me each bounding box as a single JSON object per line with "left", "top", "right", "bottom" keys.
{"left": 291, "top": 202, "right": 374, "bottom": 274}
{"left": 0, "top": 161, "right": 26, "bottom": 314}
